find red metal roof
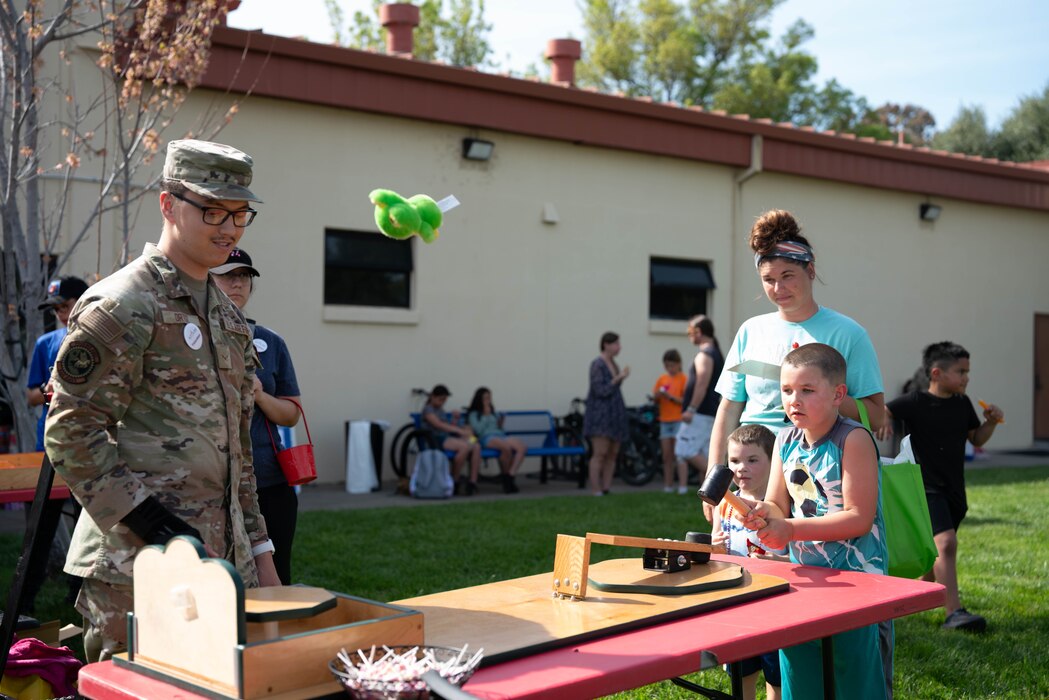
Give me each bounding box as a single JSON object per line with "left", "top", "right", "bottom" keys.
{"left": 201, "top": 27, "right": 1049, "bottom": 212}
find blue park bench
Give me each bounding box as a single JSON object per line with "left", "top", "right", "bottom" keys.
{"left": 406, "top": 410, "right": 588, "bottom": 486}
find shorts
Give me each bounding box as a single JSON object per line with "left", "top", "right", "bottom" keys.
{"left": 925, "top": 488, "right": 967, "bottom": 535}
{"left": 730, "top": 651, "right": 781, "bottom": 686}
{"left": 659, "top": 421, "right": 681, "bottom": 439}
{"left": 674, "top": 413, "right": 714, "bottom": 460}
{"left": 479, "top": 432, "right": 506, "bottom": 448}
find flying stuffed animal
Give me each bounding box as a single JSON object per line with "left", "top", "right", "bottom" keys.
{"left": 369, "top": 189, "right": 443, "bottom": 243}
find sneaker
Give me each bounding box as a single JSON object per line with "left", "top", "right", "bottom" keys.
{"left": 663, "top": 486, "right": 675, "bottom": 493}
{"left": 942, "top": 608, "right": 987, "bottom": 633}
{"left": 465, "top": 481, "right": 479, "bottom": 496}
{"left": 677, "top": 486, "right": 689, "bottom": 495}
{"left": 502, "top": 474, "right": 519, "bottom": 494}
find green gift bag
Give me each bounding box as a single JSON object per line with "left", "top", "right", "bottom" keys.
{"left": 856, "top": 400, "right": 938, "bottom": 579}
{"left": 880, "top": 459, "right": 938, "bottom": 578}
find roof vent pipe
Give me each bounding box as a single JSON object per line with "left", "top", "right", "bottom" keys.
{"left": 544, "top": 39, "right": 582, "bottom": 86}
{"left": 380, "top": 3, "right": 420, "bottom": 56}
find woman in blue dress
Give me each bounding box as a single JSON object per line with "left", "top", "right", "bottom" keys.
{"left": 583, "top": 331, "right": 630, "bottom": 496}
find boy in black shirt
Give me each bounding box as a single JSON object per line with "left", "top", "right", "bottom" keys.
{"left": 885, "top": 342, "right": 1003, "bottom": 632}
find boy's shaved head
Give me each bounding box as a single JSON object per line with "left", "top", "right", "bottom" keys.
{"left": 783, "top": 343, "right": 846, "bottom": 385}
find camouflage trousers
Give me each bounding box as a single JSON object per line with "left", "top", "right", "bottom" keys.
{"left": 76, "top": 578, "right": 132, "bottom": 663}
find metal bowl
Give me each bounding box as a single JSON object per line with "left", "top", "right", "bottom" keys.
{"left": 329, "top": 645, "right": 480, "bottom": 700}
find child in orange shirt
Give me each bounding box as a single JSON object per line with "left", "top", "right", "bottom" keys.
{"left": 653, "top": 349, "right": 688, "bottom": 493}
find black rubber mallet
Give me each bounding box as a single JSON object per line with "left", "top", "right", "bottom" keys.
{"left": 697, "top": 463, "right": 767, "bottom": 529}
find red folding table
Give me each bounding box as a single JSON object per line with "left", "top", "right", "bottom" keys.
{"left": 76, "top": 555, "right": 944, "bottom": 700}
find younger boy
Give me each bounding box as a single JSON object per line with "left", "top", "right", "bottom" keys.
{"left": 745, "top": 343, "right": 888, "bottom": 700}
{"left": 653, "top": 349, "right": 688, "bottom": 493}
{"left": 885, "top": 341, "right": 1002, "bottom": 633}
{"left": 711, "top": 424, "right": 784, "bottom": 700}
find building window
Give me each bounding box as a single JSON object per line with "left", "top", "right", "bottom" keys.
{"left": 324, "top": 229, "right": 413, "bottom": 308}
{"left": 649, "top": 257, "right": 715, "bottom": 320}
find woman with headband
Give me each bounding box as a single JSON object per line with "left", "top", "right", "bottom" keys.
{"left": 706, "top": 209, "right": 886, "bottom": 502}
{"left": 704, "top": 209, "right": 891, "bottom": 697}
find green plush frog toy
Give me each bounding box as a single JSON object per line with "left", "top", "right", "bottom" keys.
{"left": 369, "top": 189, "right": 446, "bottom": 243}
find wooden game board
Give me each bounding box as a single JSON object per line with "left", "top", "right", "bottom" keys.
{"left": 395, "top": 557, "right": 788, "bottom": 664}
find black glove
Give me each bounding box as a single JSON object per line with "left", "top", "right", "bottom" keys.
{"left": 122, "top": 495, "right": 202, "bottom": 546}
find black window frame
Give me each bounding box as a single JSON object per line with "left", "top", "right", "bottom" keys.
{"left": 323, "top": 228, "right": 414, "bottom": 309}
{"left": 649, "top": 256, "right": 715, "bottom": 321}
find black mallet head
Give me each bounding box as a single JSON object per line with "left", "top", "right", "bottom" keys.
{"left": 697, "top": 463, "right": 734, "bottom": 506}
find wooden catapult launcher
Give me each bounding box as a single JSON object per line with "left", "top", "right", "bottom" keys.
{"left": 551, "top": 532, "right": 730, "bottom": 600}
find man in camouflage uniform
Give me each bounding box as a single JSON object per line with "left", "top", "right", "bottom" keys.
{"left": 45, "top": 140, "right": 280, "bottom": 663}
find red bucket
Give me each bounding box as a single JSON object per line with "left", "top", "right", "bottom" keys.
{"left": 267, "top": 399, "right": 316, "bottom": 486}
{"left": 277, "top": 444, "right": 316, "bottom": 486}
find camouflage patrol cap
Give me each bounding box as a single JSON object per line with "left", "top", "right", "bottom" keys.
{"left": 163, "top": 139, "right": 262, "bottom": 202}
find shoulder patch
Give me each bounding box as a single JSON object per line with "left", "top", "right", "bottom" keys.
{"left": 57, "top": 341, "right": 102, "bottom": 384}
{"left": 77, "top": 304, "right": 126, "bottom": 345}
{"left": 220, "top": 309, "right": 251, "bottom": 336}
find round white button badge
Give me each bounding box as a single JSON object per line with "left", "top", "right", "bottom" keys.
{"left": 253, "top": 338, "right": 268, "bottom": 353}
{"left": 184, "top": 323, "right": 203, "bottom": 350}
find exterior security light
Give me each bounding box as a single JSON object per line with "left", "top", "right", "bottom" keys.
{"left": 920, "top": 203, "right": 942, "bottom": 222}
{"left": 462, "top": 138, "right": 494, "bottom": 161}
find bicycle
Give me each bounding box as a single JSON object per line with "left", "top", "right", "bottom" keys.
{"left": 550, "top": 397, "right": 591, "bottom": 487}
{"left": 388, "top": 387, "right": 430, "bottom": 478}
{"left": 553, "top": 397, "right": 658, "bottom": 488}
{"left": 616, "top": 398, "right": 660, "bottom": 486}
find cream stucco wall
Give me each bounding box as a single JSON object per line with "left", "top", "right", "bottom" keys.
{"left": 735, "top": 174, "right": 1047, "bottom": 450}
{"left": 208, "top": 96, "right": 737, "bottom": 481}
{"left": 51, "top": 72, "right": 1048, "bottom": 482}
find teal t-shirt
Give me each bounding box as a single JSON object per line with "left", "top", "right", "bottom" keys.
{"left": 714, "top": 306, "right": 883, "bottom": 429}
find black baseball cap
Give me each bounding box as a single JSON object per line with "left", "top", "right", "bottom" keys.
{"left": 210, "top": 248, "right": 260, "bottom": 277}
{"left": 431, "top": 384, "right": 451, "bottom": 397}
{"left": 38, "top": 276, "right": 89, "bottom": 310}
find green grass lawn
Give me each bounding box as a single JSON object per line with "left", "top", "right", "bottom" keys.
{"left": 3, "top": 466, "right": 1046, "bottom": 698}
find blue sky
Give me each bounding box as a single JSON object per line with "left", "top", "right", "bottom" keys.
{"left": 229, "top": 0, "right": 1049, "bottom": 129}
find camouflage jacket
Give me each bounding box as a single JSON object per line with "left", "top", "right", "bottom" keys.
{"left": 45, "top": 243, "right": 266, "bottom": 587}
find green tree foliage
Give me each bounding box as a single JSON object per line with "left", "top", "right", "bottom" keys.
{"left": 576, "top": 0, "right": 875, "bottom": 132}
{"left": 930, "top": 106, "right": 993, "bottom": 155}
{"left": 932, "top": 84, "right": 1049, "bottom": 163}
{"left": 995, "top": 84, "right": 1049, "bottom": 162}
{"left": 327, "top": 0, "right": 492, "bottom": 68}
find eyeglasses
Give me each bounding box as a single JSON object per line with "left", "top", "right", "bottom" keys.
{"left": 169, "top": 192, "right": 257, "bottom": 227}
{"left": 220, "top": 271, "right": 254, "bottom": 284}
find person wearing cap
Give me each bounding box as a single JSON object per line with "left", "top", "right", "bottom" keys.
{"left": 22, "top": 276, "right": 90, "bottom": 616}
{"left": 212, "top": 248, "right": 302, "bottom": 585}
{"left": 27, "top": 276, "right": 90, "bottom": 451}
{"left": 44, "top": 139, "right": 280, "bottom": 663}
{"left": 420, "top": 384, "right": 481, "bottom": 495}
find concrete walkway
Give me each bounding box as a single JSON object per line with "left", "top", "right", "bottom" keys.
{"left": 294, "top": 448, "right": 1049, "bottom": 512}
{"left": 2, "top": 450, "right": 1046, "bottom": 535}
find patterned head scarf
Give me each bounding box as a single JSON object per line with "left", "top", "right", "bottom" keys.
{"left": 754, "top": 241, "right": 815, "bottom": 268}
